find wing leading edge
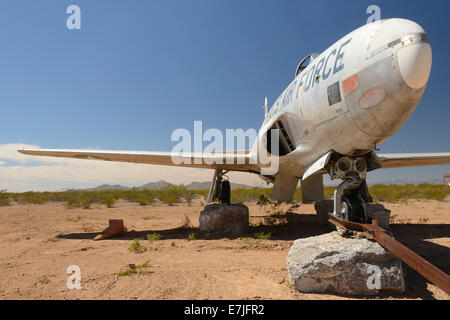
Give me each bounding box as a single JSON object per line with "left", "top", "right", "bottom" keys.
{"left": 378, "top": 152, "right": 450, "bottom": 168}
{"left": 18, "top": 148, "right": 259, "bottom": 173}
{"left": 18, "top": 149, "right": 450, "bottom": 174}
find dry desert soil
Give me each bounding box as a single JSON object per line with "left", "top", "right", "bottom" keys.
{"left": 0, "top": 198, "right": 448, "bottom": 300}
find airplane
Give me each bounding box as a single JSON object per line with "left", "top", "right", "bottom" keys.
{"left": 19, "top": 18, "right": 450, "bottom": 224}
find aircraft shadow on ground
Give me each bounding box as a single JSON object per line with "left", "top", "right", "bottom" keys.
{"left": 56, "top": 215, "right": 449, "bottom": 300}
{"left": 388, "top": 223, "right": 450, "bottom": 300}
{"left": 56, "top": 213, "right": 331, "bottom": 241}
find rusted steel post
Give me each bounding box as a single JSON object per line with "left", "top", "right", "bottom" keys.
{"left": 93, "top": 219, "right": 127, "bottom": 241}
{"left": 328, "top": 213, "right": 450, "bottom": 295}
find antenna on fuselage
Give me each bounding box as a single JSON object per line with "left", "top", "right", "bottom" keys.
{"left": 262, "top": 97, "right": 268, "bottom": 118}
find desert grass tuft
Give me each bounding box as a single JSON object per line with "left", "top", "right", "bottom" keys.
{"left": 128, "top": 239, "right": 147, "bottom": 253}
{"left": 117, "top": 260, "right": 150, "bottom": 277}
{"left": 254, "top": 231, "right": 272, "bottom": 240}
{"left": 147, "top": 233, "right": 162, "bottom": 242}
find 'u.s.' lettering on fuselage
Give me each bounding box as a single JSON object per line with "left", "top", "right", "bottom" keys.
{"left": 268, "top": 38, "right": 352, "bottom": 120}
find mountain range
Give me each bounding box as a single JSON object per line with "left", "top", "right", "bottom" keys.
{"left": 86, "top": 177, "right": 446, "bottom": 191}
{"left": 87, "top": 180, "right": 252, "bottom": 191}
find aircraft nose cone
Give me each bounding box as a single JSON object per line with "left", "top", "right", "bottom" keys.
{"left": 369, "top": 18, "right": 432, "bottom": 89}
{"left": 397, "top": 39, "right": 432, "bottom": 89}
{"left": 347, "top": 19, "right": 432, "bottom": 140}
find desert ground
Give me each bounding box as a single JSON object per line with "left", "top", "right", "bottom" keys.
{"left": 0, "top": 197, "right": 448, "bottom": 300}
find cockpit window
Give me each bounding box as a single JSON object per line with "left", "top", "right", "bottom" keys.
{"left": 310, "top": 52, "right": 321, "bottom": 60}
{"left": 295, "top": 52, "right": 321, "bottom": 78}
{"left": 295, "top": 55, "right": 311, "bottom": 77}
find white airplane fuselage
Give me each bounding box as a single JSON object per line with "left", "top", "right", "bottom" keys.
{"left": 253, "top": 18, "right": 432, "bottom": 179}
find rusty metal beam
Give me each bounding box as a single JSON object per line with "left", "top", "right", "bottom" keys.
{"left": 328, "top": 213, "right": 450, "bottom": 295}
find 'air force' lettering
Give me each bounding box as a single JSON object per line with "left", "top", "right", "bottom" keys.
{"left": 268, "top": 38, "right": 352, "bottom": 119}
{"left": 302, "top": 38, "right": 352, "bottom": 93}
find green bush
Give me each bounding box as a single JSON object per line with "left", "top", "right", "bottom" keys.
{"left": 133, "top": 191, "right": 156, "bottom": 206}
{"left": 254, "top": 231, "right": 272, "bottom": 240}
{"left": 187, "top": 232, "right": 198, "bottom": 241}
{"left": 65, "top": 192, "right": 94, "bottom": 209}
{"left": 147, "top": 233, "right": 162, "bottom": 242}
{"left": 231, "top": 187, "right": 271, "bottom": 203}
{"left": 3, "top": 183, "right": 447, "bottom": 207}
{"left": 0, "top": 190, "right": 10, "bottom": 206}
{"left": 103, "top": 197, "right": 115, "bottom": 208}
{"left": 369, "top": 183, "right": 449, "bottom": 202}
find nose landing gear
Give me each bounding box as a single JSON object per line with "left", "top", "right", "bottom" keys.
{"left": 329, "top": 156, "right": 373, "bottom": 224}
{"left": 334, "top": 177, "right": 372, "bottom": 224}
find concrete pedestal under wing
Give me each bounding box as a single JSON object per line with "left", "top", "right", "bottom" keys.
{"left": 199, "top": 203, "right": 249, "bottom": 234}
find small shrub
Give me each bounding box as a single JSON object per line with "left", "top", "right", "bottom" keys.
{"left": 254, "top": 231, "right": 271, "bottom": 240}
{"left": 81, "top": 198, "right": 93, "bottom": 209}
{"left": 128, "top": 239, "right": 147, "bottom": 253}
{"left": 0, "top": 198, "right": 10, "bottom": 206}
{"left": 66, "top": 194, "right": 93, "bottom": 209}
{"left": 257, "top": 194, "right": 270, "bottom": 207}
{"left": 161, "top": 195, "right": 178, "bottom": 205}
{"left": 117, "top": 260, "right": 150, "bottom": 277}
{"left": 184, "top": 191, "right": 196, "bottom": 206}
{"left": 187, "top": 232, "right": 198, "bottom": 241}
{"left": 265, "top": 213, "right": 288, "bottom": 226}
{"left": 135, "top": 196, "right": 149, "bottom": 206}
{"left": 133, "top": 190, "right": 155, "bottom": 206}
{"left": 117, "top": 268, "right": 138, "bottom": 276}
{"left": 0, "top": 190, "right": 10, "bottom": 206}
{"left": 231, "top": 187, "right": 270, "bottom": 203}
{"left": 147, "top": 233, "right": 162, "bottom": 242}
{"left": 103, "top": 197, "right": 115, "bottom": 208}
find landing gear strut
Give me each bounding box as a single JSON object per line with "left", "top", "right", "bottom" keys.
{"left": 329, "top": 156, "right": 373, "bottom": 224}
{"left": 207, "top": 169, "right": 231, "bottom": 205}
{"left": 334, "top": 176, "right": 371, "bottom": 224}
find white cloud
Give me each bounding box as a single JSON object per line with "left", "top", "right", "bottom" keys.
{"left": 0, "top": 143, "right": 40, "bottom": 164}
{"left": 0, "top": 143, "right": 265, "bottom": 192}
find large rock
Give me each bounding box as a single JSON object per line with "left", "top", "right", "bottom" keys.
{"left": 287, "top": 231, "right": 405, "bottom": 295}
{"left": 199, "top": 203, "right": 249, "bottom": 234}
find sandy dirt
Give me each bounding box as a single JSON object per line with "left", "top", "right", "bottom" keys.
{"left": 0, "top": 198, "right": 448, "bottom": 300}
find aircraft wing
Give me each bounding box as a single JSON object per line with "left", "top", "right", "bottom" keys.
{"left": 18, "top": 148, "right": 260, "bottom": 173}
{"left": 377, "top": 152, "right": 450, "bottom": 168}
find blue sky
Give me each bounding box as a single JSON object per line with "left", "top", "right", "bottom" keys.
{"left": 0, "top": 0, "right": 449, "bottom": 190}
